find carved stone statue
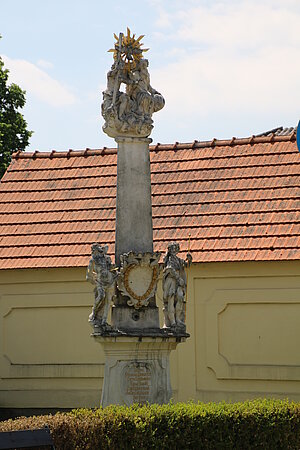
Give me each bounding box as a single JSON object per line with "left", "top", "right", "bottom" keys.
{"left": 101, "top": 29, "right": 165, "bottom": 138}
{"left": 162, "top": 242, "right": 192, "bottom": 329}
{"left": 86, "top": 244, "right": 118, "bottom": 327}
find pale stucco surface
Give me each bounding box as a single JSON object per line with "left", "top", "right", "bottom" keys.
{"left": 0, "top": 260, "right": 300, "bottom": 408}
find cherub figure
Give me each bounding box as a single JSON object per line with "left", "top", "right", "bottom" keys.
{"left": 162, "top": 242, "right": 192, "bottom": 329}
{"left": 86, "top": 244, "right": 118, "bottom": 327}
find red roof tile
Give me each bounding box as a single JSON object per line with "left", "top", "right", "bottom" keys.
{"left": 0, "top": 132, "right": 299, "bottom": 269}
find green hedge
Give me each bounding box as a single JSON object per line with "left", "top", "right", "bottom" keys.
{"left": 1, "top": 399, "right": 300, "bottom": 449}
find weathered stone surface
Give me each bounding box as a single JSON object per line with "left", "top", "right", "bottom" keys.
{"left": 111, "top": 305, "right": 160, "bottom": 330}
{"left": 87, "top": 247, "right": 161, "bottom": 331}
{"left": 115, "top": 137, "right": 153, "bottom": 266}
{"left": 117, "top": 251, "right": 161, "bottom": 309}
{"left": 101, "top": 30, "right": 164, "bottom": 139}
{"left": 162, "top": 242, "right": 192, "bottom": 329}
{"left": 123, "top": 362, "right": 152, "bottom": 404}
{"left": 95, "top": 336, "right": 180, "bottom": 406}
{"left": 86, "top": 244, "right": 117, "bottom": 327}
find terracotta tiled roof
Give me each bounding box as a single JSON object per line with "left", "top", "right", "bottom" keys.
{"left": 255, "top": 126, "right": 297, "bottom": 137}
{"left": 0, "top": 132, "right": 299, "bottom": 269}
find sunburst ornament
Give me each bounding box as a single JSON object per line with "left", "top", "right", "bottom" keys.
{"left": 108, "top": 27, "right": 149, "bottom": 72}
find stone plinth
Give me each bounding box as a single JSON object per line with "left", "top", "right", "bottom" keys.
{"left": 111, "top": 305, "right": 160, "bottom": 330}
{"left": 94, "top": 334, "right": 186, "bottom": 407}
{"left": 115, "top": 137, "right": 153, "bottom": 266}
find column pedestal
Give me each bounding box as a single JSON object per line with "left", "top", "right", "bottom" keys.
{"left": 94, "top": 335, "right": 186, "bottom": 407}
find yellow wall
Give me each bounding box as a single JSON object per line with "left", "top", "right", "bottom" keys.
{"left": 1, "top": 260, "right": 300, "bottom": 408}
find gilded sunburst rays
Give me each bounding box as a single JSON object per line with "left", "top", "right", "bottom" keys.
{"left": 108, "top": 27, "right": 149, "bottom": 72}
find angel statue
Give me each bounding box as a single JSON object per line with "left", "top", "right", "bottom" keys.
{"left": 86, "top": 244, "right": 118, "bottom": 328}
{"left": 162, "top": 242, "right": 192, "bottom": 329}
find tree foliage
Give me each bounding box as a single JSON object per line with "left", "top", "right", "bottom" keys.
{"left": 0, "top": 42, "right": 32, "bottom": 178}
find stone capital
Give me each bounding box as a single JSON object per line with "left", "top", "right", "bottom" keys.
{"left": 115, "top": 136, "right": 152, "bottom": 145}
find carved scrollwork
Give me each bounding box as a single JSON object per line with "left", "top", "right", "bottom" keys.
{"left": 117, "top": 251, "right": 161, "bottom": 309}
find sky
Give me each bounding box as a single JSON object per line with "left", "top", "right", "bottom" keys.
{"left": 1, "top": 0, "right": 300, "bottom": 152}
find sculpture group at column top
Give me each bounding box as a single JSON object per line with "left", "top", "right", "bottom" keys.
{"left": 101, "top": 28, "right": 165, "bottom": 139}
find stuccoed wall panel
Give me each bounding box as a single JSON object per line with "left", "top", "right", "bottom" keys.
{"left": 0, "top": 261, "right": 300, "bottom": 408}
{"left": 219, "top": 301, "right": 300, "bottom": 367}
{"left": 192, "top": 261, "right": 300, "bottom": 402}
{"left": 0, "top": 268, "right": 104, "bottom": 408}
{"left": 3, "top": 304, "right": 99, "bottom": 365}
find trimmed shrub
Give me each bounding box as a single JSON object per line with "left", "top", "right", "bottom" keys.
{"left": 1, "top": 399, "right": 300, "bottom": 449}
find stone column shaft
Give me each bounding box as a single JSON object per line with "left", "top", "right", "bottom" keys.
{"left": 115, "top": 137, "right": 153, "bottom": 266}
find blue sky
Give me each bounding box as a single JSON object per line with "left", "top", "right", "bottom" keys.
{"left": 1, "top": 0, "right": 300, "bottom": 151}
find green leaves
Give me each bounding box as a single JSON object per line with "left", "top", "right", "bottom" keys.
{"left": 0, "top": 49, "right": 32, "bottom": 179}
{"left": 1, "top": 400, "right": 300, "bottom": 449}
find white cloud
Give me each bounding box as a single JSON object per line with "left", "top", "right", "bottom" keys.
{"left": 2, "top": 56, "right": 77, "bottom": 107}
{"left": 174, "top": 2, "right": 300, "bottom": 50}
{"left": 152, "top": 46, "right": 300, "bottom": 117}
{"left": 155, "top": 7, "right": 172, "bottom": 28}
{"left": 37, "top": 59, "right": 54, "bottom": 70}
{"left": 150, "top": 1, "right": 300, "bottom": 122}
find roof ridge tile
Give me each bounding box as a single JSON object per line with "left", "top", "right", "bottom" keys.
{"left": 12, "top": 130, "right": 297, "bottom": 160}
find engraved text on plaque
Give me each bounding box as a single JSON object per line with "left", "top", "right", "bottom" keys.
{"left": 123, "top": 362, "right": 151, "bottom": 404}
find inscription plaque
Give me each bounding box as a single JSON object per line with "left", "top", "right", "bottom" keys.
{"left": 123, "top": 362, "right": 151, "bottom": 404}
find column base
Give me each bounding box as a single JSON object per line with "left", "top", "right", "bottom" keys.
{"left": 94, "top": 335, "right": 185, "bottom": 407}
